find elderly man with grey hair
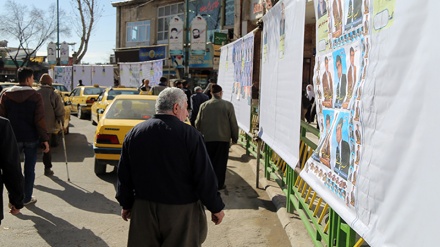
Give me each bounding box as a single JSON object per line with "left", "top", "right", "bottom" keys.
{"left": 190, "top": 86, "right": 209, "bottom": 126}
{"left": 116, "top": 87, "right": 225, "bottom": 247}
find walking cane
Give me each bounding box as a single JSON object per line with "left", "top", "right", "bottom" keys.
{"left": 60, "top": 121, "right": 71, "bottom": 182}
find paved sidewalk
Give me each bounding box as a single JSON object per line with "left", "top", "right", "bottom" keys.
{"left": 220, "top": 144, "right": 314, "bottom": 247}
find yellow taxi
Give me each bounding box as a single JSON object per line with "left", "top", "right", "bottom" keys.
{"left": 67, "top": 85, "right": 105, "bottom": 119}
{"left": 93, "top": 94, "right": 157, "bottom": 175}
{"left": 91, "top": 87, "right": 140, "bottom": 125}
{"left": 52, "top": 83, "right": 71, "bottom": 99}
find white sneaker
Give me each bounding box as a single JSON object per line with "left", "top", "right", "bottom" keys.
{"left": 24, "top": 197, "right": 37, "bottom": 206}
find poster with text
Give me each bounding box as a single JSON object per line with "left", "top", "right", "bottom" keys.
{"left": 119, "top": 61, "right": 163, "bottom": 88}
{"left": 73, "top": 65, "right": 92, "bottom": 86}
{"left": 259, "top": 0, "right": 306, "bottom": 167}
{"left": 190, "top": 15, "right": 207, "bottom": 55}
{"left": 169, "top": 16, "right": 184, "bottom": 55}
{"left": 91, "top": 65, "right": 114, "bottom": 87}
{"left": 301, "top": 1, "right": 440, "bottom": 246}
{"left": 53, "top": 66, "right": 73, "bottom": 91}
{"left": 217, "top": 32, "right": 254, "bottom": 133}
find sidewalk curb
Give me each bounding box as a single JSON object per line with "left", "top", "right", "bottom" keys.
{"left": 244, "top": 149, "right": 312, "bottom": 247}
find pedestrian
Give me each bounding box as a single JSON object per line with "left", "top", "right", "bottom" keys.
{"left": 149, "top": 77, "right": 169, "bottom": 95}
{"left": 138, "top": 79, "right": 151, "bottom": 93}
{"left": 203, "top": 78, "right": 217, "bottom": 99}
{"left": 174, "top": 80, "right": 183, "bottom": 88}
{"left": 305, "top": 84, "right": 316, "bottom": 124}
{"left": 190, "top": 86, "right": 209, "bottom": 127}
{"left": 195, "top": 84, "right": 239, "bottom": 190}
{"left": 182, "top": 80, "right": 192, "bottom": 112}
{"left": 116, "top": 87, "right": 225, "bottom": 247}
{"left": 77, "top": 79, "right": 84, "bottom": 87}
{"left": 37, "top": 74, "right": 65, "bottom": 176}
{"left": 0, "top": 116, "right": 24, "bottom": 224}
{"left": 0, "top": 67, "right": 50, "bottom": 205}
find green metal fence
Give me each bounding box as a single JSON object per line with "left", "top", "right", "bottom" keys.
{"left": 238, "top": 107, "right": 365, "bottom": 247}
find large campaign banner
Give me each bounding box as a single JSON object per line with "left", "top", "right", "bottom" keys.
{"left": 73, "top": 65, "right": 92, "bottom": 86}
{"left": 259, "top": 0, "right": 305, "bottom": 167}
{"left": 300, "top": 0, "right": 440, "bottom": 246}
{"left": 217, "top": 32, "right": 254, "bottom": 133}
{"left": 91, "top": 65, "right": 114, "bottom": 87}
{"left": 53, "top": 66, "right": 73, "bottom": 91}
{"left": 119, "top": 60, "right": 163, "bottom": 88}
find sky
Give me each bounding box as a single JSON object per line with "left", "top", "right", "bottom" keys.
{"left": 3, "top": 0, "right": 116, "bottom": 64}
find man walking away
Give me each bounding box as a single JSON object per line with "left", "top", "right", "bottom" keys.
{"left": 0, "top": 117, "right": 24, "bottom": 224}
{"left": 116, "top": 88, "right": 225, "bottom": 247}
{"left": 0, "top": 67, "right": 49, "bottom": 205}
{"left": 149, "top": 77, "right": 169, "bottom": 95}
{"left": 37, "top": 74, "right": 65, "bottom": 176}
{"left": 195, "top": 85, "right": 239, "bottom": 190}
{"left": 190, "top": 86, "right": 209, "bottom": 127}
{"left": 203, "top": 78, "right": 217, "bottom": 99}
{"left": 182, "top": 81, "right": 192, "bottom": 112}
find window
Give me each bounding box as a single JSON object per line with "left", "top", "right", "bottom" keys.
{"left": 157, "top": 3, "right": 185, "bottom": 44}
{"left": 126, "top": 21, "right": 151, "bottom": 46}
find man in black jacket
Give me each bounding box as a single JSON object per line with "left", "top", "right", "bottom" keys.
{"left": 0, "top": 117, "right": 24, "bottom": 224}
{"left": 116, "top": 87, "right": 225, "bottom": 247}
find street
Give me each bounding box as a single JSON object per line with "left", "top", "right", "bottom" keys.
{"left": 1, "top": 115, "right": 298, "bottom": 247}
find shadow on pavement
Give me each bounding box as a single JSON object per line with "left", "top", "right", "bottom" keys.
{"left": 220, "top": 158, "right": 277, "bottom": 213}
{"left": 34, "top": 176, "right": 120, "bottom": 215}
{"left": 47, "top": 133, "right": 95, "bottom": 163}
{"left": 97, "top": 169, "right": 118, "bottom": 192}
{"left": 17, "top": 206, "right": 109, "bottom": 247}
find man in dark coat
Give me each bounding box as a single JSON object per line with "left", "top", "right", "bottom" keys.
{"left": 116, "top": 88, "right": 224, "bottom": 246}
{"left": 0, "top": 117, "right": 24, "bottom": 224}
{"left": 190, "top": 86, "right": 209, "bottom": 127}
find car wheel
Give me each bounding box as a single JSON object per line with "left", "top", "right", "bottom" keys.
{"left": 94, "top": 159, "right": 106, "bottom": 175}
{"left": 78, "top": 106, "right": 83, "bottom": 119}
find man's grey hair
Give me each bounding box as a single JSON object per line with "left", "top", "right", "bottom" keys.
{"left": 156, "top": 87, "right": 187, "bottom": 113}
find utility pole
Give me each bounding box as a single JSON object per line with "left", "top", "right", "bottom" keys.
{"left": 57, "top": 0, "right": 60, "bottom": 66}
{"left": 185, "top": 0, "right": 190, "bottom": 79}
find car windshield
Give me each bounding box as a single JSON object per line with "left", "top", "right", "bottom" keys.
{"left": 107, "top": 90, "right": 139, "bottom": 100}
{"left": 105, "top": 99, "right": 156, "bottom": 120}
{"left": 84, "top": 87, "right": 104, "bottom": 95}
{"left": 53, "top": 84, "right": 69, "bottom": 92}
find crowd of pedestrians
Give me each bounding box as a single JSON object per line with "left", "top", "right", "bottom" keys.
{"left": 0, "top": 70, "right": 239, "bottom": 246}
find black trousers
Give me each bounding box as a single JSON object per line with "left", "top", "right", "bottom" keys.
{"left": 205, "top": 141, "right": 230, "bottom": 189}
{"left": 42, "top": 133, "right": 57, "bottom": 169}
{"left": 128, "top": 200, "right": 207, "bottom": 247}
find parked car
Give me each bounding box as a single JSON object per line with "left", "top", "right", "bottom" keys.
{"left": 52, "top": 83, "right": 70, "bottom": 99}
{"left": 0, "top": 82, "right": 18, "bottom": 95}
{"left": 67, "top": 85, "right": 105, "bottom": 119}
{"left": 91, "top": 87, "right": 139, "bottom": 125}
{"left": 93, "top": 94, "right": 158, "bottom": 175}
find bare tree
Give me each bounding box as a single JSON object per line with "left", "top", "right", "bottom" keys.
{"left": 0, "top": 0, "right": 70, "bottom": 68}
{"left": 71, "top": 0, "right": 104, "bottom": 64}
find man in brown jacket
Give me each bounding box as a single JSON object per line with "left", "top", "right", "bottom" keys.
{"left": 37, "top": 74, "right": 65, "bottom": 176}
{"left": 0, "top": 67, "right": 49, "bottom": 205}
{"left": 195, "top": 85, "right": 239, "bottom": 190}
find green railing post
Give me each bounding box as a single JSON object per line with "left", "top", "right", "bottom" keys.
{"left": 264, "top": 144, "right": 270, "bottom": 178}
{"left": 286, "top": 166, "right": 294, "bottom": 213}
{"left": 245, "top": 133, "right": 251, "bottom": 156}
